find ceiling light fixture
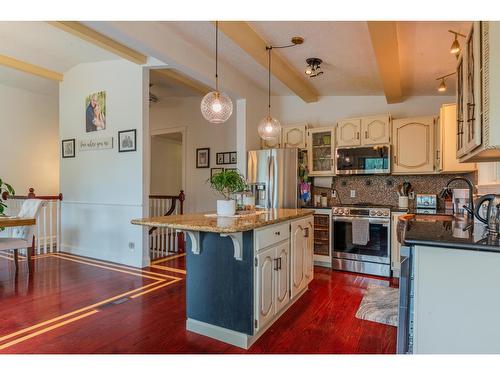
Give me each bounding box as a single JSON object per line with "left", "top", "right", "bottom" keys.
{"left": 258, "top": 37, "right": 304, "bottom": 140}
{"left": 304, "top": 57, "right": 323, "bottom": 78}
{"left": 435, "top": 72, "right": 456, "bottom": 92}
{"left": 200, "top": 21, "right": 233, "bottom": 124}
{"left": 448, "top": 30, "right": 466, "bottom": 56}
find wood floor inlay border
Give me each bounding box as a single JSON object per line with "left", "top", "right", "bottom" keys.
{"left": 0, "top": 252, "right": 185, "bottom": 351}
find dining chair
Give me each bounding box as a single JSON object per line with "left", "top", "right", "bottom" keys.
{"left": 0, "top": 199, "right": 44, "bottom": 273}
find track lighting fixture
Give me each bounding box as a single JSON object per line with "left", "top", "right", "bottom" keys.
{"left": 448, "top": 30, "right": 466, "bottom": 55}
{"left": 435, "top": 72, "right": 455, "bottom": 92}
{"left": 304, "top": 57, "right": 323, "bottom": 77}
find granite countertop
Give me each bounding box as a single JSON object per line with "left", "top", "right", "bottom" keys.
{"left": 401, "top": 215, "right": 500, "bottom": 253}
{"left": 131, "top": 208, "right": 314, "bottom": 234}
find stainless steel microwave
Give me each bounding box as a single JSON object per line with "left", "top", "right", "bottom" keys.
{"left": 335, "top": 145, "right": 390, "bottom": 175}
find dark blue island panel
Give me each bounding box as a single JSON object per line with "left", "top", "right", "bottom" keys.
{"left": 186, "top": 231, "right": 254, "bottom": 335}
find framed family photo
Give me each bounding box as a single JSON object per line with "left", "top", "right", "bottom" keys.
{"left": 216, "top": 151, "right": 237, "bottom": 165}
{"left": 62, "top": 139, "right": 76, "bottom": 158}
{"left": 85, "top": 91, "right": 106, "bottom": 132}
{"left": 196, "top": 148, "right": 210, "bottom": 168}
{"left": 118, "top": 129, "right": 137, "bottom": 152}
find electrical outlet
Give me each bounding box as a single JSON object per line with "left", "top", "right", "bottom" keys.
{"left": 409, "top": 191, "right": 415, "bottom": 200}
{"left": 331, "top": 190, "right": 337, "bottom": 198}
{"left": 128, "top": 242, "right": 135, "bottom": 250}
{"left": 350, "top": 190, "right": 356, "bottom": 198}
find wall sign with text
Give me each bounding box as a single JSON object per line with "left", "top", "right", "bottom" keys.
{"left": 78, "top": 137, "right": 114, "bottom": 151}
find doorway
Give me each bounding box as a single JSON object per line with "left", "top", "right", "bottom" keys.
{"left": 150, "top": 131, "right": 184, "bottom": 196}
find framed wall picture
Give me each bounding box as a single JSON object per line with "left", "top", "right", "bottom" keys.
{"left": 85, "top": 91, "right": 106, "bottom": 132}
{"left": 210, "top": 168, "right": 224, "bottom": 180}
{"left": 223, "top": 153, "right": 230, "bottom": 164}
{"left": 216, "top": 152, "right": 224, "bottom": 165}
{"left": 225, "top": 168, "right": 237, "bottom": 172}
{"left": 196, "top": 148, "right": 210, "bottom": 168}
{"left": 230, "top": 152, "right": 237, "bottom": 164}
{"left": 62, "top": 139, "right": 76, "bottom": 158}
{"left": 118, "top": 129, "right": 137, "bottom": 152}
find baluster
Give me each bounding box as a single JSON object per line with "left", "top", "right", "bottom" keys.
{"left": 57, "top": 199, "right": 61, "bottom": 253}
{"left": 49, "top": 200, "right": 54, "bottom": 253}
{"left": 43, "top": 204, "right": 47, "bottom": 254}
{"left": 36, "top": 206, "right": 41, "bottom": 255}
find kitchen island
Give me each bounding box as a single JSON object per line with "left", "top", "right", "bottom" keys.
{"left": 399, "top": 214, "right": 500, "bottom": 354}
{"left": 132, "top": 208, "right": 314, "bottom": 349}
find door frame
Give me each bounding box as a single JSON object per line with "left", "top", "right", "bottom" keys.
{"left": 150, "top": 126, "right": 187, "bottom": 195}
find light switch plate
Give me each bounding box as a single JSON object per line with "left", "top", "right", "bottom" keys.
{"left": 350, "top": 190, "right": 356, "bottom": 198}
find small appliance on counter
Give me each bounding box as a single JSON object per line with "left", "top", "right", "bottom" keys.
{"left": 453, "top": 188, "right": 470, "bottom": 216}
{"left": 416, "top": 194, "right": 437, "bottom": 214}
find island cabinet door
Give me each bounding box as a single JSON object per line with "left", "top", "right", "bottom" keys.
{"left": 291, "top": 219, "right": 307, "bottom": 298}
{"left": 255, "top": 246, "right": 276, "bottom": 330}
{"left": 275, "top": 241, "right": 290, "bottom": 313}
{"left": 303, "top": 217, "right": 314, "bottom": 283}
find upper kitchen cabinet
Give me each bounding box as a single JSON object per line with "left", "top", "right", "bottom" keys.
{"left": 392, "top": 117, "right": 435, "bottom": 174}
{"left": 281, "top": 123, "right": 309, "bottom": 149}
{"left": 337, "top": 115, "right": 391, "bottom": 147}
{"left": 361, "top": 115, "right": 391, "bottom": 145}
{"left": 457, "top": 21, "right": 500, "bottom": 162}
{"left": 337, "top": 118, "right": 361, "bottom": 147}
{"left": 436, "top": 103, "right": 476, "bottom": 173}
{"left": 261, "top": 131, "right": 281, "bottom": 149}
{"left": 307, "top": 126, "right": 336, "bottom": 176}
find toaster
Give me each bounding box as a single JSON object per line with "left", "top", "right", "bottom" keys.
{"left": 416, "top": 194, "right": 437, "bottom": 209}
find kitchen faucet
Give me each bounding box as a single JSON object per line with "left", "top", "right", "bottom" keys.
{"left": 439, "top": 176, "right": 475, "bottom": 218}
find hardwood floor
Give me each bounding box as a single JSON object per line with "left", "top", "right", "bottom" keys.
{"left": 0, "top": 251, "right": 396, "bottom": 354}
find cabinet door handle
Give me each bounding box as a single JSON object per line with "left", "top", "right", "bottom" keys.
{"left": 356, "top": 132, "right": 360, "bottom": 140}
{"left": 278, "top": 257, "right": 282, "bottom": 270}
{"left": 365, "top": 131, "right": 368, "bottom": 139}
{"left": 394, "top": 154, "right": 397, "bottom": 164}
{"left": 274, "top": 258, "right": 279, "bottom": 271}
{"left": 304, "top": 228, "right": 310, "bottom": 238}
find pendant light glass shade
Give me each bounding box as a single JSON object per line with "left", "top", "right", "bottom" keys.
{"left": 438, "top": 78, "right": 447, "bottom": 92}
{"left": 201, "top": 21, "right": 233, "bottom": 124}
{"left": 201, "top": 91, "right": 233, "bottom": 123}
{"left": 258, "top": 115, "right": 281, "bottom": 140}
{"left": 450, "top": 37, "right": 461, "bottom": 54}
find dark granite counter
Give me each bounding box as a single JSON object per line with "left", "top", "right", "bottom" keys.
{"left": 402, "top": 215, "right": 500, "bottom": 253}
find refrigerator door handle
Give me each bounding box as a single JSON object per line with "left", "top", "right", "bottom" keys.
{"left": 267, "top": 155, "right": 272, "bottom": 209}
{"left": 269, "top": 155, "right": 275, "bottom": 209}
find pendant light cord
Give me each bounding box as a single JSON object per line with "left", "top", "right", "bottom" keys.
{"left": 215, "top": 21, "right": 219, "bottom": 92}
{"left": 268, "top": 46, "right": 272, "bottom": 117}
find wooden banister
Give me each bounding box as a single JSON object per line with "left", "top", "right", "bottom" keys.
{"left": 2, "top": 187, "right": 63, "bottom": 201}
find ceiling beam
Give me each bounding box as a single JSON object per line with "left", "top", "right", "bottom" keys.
{"left": 367, "top": 21, "right": 403, "bottom": 104}
{"left": 47, "top": 21, "right": 147, "bottom": 65}
{"left": 217, "top": 21, "right": 318, "bottom": 103}
{"left": 0, "top": 54, "right": 63, "bottom": 81}
{"left": 153, "top": 69, "right": 213, "bottom": 96}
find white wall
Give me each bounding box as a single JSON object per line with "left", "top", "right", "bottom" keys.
{"left": 0, "top": 83, "right": 59, "bottom": 195}
{"left": 272, "top": 95, "right": 456, "bottom": 126}
{"left": 150, "top": 96, "right": 237, "bottom": 213}
{"left": 150, "top": 135, "right": 182, "bottom": 195}
{"left": 59, "top": 60, "right": 148, "bottom": 267}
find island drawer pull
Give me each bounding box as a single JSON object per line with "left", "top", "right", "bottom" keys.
{"left": 304, "top": 228, "right": 310, "bottom": 237}
{"left": 274, "top": 231, "right": 281, "bottom": 236}
{"left": 274, "top": 258, "right": 279, "bottom": 271}
{"left": 278, "top": 257, "right": 282, "bottom": 270}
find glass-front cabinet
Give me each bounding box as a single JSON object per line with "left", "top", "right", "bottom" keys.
{"left": 307, "top": 126, "right": 335, "bottom": 176}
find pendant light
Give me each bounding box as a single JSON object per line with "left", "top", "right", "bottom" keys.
{"left": 200, "top": 21, "right": 233, "bottom": 124}
{"left": 258, "top": 46, "right": 281, "bottom": 140}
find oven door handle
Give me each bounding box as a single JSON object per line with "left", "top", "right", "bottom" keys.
{"left": 332, "top": 217, "right": 390, "bottom": 226}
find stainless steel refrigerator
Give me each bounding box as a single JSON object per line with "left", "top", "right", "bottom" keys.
{"left": 247, "top": 148, "right": 298, "bottom": 209}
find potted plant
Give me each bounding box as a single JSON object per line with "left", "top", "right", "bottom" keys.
{"left": 0, "top": 179, "right": 15, "bottom": 231}
{"left": 208, "top": 169, "right": 247, "bottom": 216}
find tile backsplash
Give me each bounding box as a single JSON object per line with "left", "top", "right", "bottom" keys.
{"left": 309, "top": 172, "right": 477, "bottom": 209}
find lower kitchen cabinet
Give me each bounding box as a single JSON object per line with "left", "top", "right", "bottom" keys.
{"left": 312, "top": 208, "right": 332, "bottom": 266}
{"left": 254, "top": 216, "right": 313, "bottom": 332}
{"left": 290, "top": 216, "right": 314, "bottom": 298}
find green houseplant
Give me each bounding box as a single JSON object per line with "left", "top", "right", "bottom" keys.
{"left": 0, "top": 179, "right": 15, "bottom": 231}
{"left": 208, "top": 169, "right": 247, "bottom": 216}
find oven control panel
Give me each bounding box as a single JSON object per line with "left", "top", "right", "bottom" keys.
{"left": 332, "top": 207, "right": 390, "bottom": 217}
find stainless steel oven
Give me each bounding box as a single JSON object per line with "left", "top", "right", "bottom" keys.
{"left": 331, "top": 205, "right": 391, "bottom": 277}
{"left": 335, "top": 145, "right": 390, "bottom": 175}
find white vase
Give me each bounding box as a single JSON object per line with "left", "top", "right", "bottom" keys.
{"left": 217, "top": 199, "right": 236, "bottom": 216}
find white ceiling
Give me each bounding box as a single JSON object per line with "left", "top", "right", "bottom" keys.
{"left": 0, "top": 22, "right": 120, "bottom": 96}
{"left": 149, "top": 69, "right": 202, "bottom": 98}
